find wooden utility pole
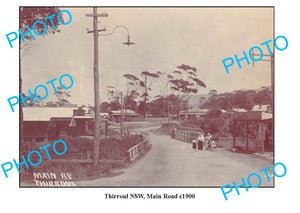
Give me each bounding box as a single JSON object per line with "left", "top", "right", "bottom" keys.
{"left": 252, "top": 52, "right": 274, "bottom": 95}
{"left": 86, "top": 7, "right": 108, "bottom": 166}
{"left": 144, "top": 74, "right": 147, "bottom": 118}
{"left": 120, "top": 91, "right": 124, "bottom": 137}
{"left": 87, "top": 9, "right": 133, "bottom": 157}
{"left": 92, "top": 7, "right": 100, "bottom": 167}
{"left": 252, "top": 51, "right": 274, "bottom": 154}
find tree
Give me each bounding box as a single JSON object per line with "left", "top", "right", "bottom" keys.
{"left": 54, "top": 86, "right": 71, "bottom": 106}
{"left": 110, "top": 101, "right": 121, "bottom": 110}
{"left": 254, "top": 88, "right": 272, "bottom": 105}
{"left": 169, "top": 64, "right": 206, "bottom": 115}
{"left": 19, "top": 93, "right": 42, "bottom": 107}
{"left": 20, "top": 7, "right": 64, "bottom": 142}
{"left": 141, "top": 71, "right": 159, "bottom": 117}
{"left": 123, "top": 74, "right": 141, "bottom": 111}
{"left": 100, "top": 102, "right": 110, "bottom": 112}
{"left": 154, "top": 71, "right": 174, "bottom": 116}
{"left": 124, "top": 90, "right": 138, "bottom": 111}
{"left": 20, "top": 7, "right": 62, "bottom": 38}
{"left": 232, "top": 90, "right": 256, "bottom": 111}
{"left": 123, "top": 71, "right": 159, "bottom": 116}
{"left": 106, "top": 86, "right": 115, "bottom": 103}
{"left": 202, "top": 89, "right": 272, "bottom": 111}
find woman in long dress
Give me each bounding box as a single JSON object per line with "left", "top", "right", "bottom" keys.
{"left": 197, "top": 132, "right": 204, "bottom": 150}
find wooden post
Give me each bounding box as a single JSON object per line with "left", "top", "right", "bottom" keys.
{"left": 92, "top": 7, "right": 101, "bottom": 166}
{"left": 259, "top": 122, "right": 264, "bottom": 153}
{"left": 120, "top": 91, "right": 123, "bottom": 137}
{"left": 233, "top": 120, "right": 236, "bottom": 148}
{"left": 105, "top": 120, "right": 108, "bottom": 138}
{"left": 168, "top": 103, "right": 170, "bottom": 134}
{"left": 144, "top": 74, "right": 147, "bottom": 118}
{"left": 246, "top": 121, "right": 249, "bottom": 151}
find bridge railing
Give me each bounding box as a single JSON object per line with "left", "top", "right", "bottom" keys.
{"left": 173, "top": 128, "right": 200, "bottom": 142}
{"left": 127, "top": 132, "right": 150, "bottom": 162}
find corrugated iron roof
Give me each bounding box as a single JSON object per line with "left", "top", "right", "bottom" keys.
{"left": 253, "top": 105, "right": 270, "bottom": 112}
{"left": 262, "top": 112, "right": 272, "bottom": 120}
{"left": 111, "top": 109, "right": 140, "bottom": 115}
{"left": 23, "top": 107, "right": 77, "bottom": 121}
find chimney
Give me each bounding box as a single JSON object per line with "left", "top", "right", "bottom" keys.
{"left": 73, "top": 107, "right": 85, "bottom": 116}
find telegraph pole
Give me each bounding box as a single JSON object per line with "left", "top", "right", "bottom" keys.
{"left": 86, "top": 8, "right": 134, "bottom": 164}
{"left": 252, "top": 51, "right": 274, "bottom": 154}
{"left": 86, "top": 7, "right": 107, "bottom": 166}
{"left": 252, "top": 52, "right": 274, "bottom": 95}
{"left": 120, "top": 91, "right": 123, "bottom": 137}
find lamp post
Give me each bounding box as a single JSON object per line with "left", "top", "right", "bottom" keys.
{"left": 86, "top": 7, "right": 134, "bottom": 166}
{"left": 251, "top": 51, "right": 274, "bottom": 154}
{"left": 99, "top": 25, "right": 135, "bottom": 47}
{"left": 251, "top": 51, "right": 274, "bottom": 95}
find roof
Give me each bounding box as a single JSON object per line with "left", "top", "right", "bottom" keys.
{"left": 111, "top": 109, "right": 140, "bottom": 115}
{"left": 221, "top": 109, "right": 228, "bottom": 113}
{"left": 232, "top": 108, "right": 248, "bottom": 112}
{"left": 262, "top": 112, "right": 273, "bottom": 120}
{"left": 179, "top": 108, "right": 209, "bottom": 115}
{"left": 73, "top": 115, "right": 94, "bottom": 119}
{"left": 253, "top": 105, "right": 270, "bottom": 112}
{"left": 23, "top": 107, "right": 77, "bottom": 121}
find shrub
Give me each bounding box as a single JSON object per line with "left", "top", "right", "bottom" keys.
{"left": 53, "top": 135, "right": 145, "bottom": 160}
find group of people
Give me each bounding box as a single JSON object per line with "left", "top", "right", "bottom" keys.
{"left": 192, "top": 132, "right": 216, "bottom": 151}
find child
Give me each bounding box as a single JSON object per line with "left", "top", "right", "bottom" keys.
{"left": 192, "top": 139, "right": 197, "bottom": 152}
{"left": 204, "top": 133, "right": 212, "bottom": 150}
{"left": 211, "top": 140, "right": 216, "bottom": 151}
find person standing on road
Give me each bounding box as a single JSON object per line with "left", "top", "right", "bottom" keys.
{"left": 197, "top": 132, "right": 204, "bottom": 150}
{"left": 204, "top": 133, "right": 212, "bottom": 150}
{"left": 192, "top": 139, "right": 197, "bottom": 152}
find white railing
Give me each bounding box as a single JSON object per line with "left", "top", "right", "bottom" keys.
{"left": 127, "top": 132, "right": 150, "bottom": 162}
{"left": 173, "top": 128, "right": 200, "bottom": 142}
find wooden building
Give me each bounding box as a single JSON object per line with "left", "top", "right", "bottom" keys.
{"left": 22, "top": 107, "right": 93, "bottom": 142}
{"left": 233, "top": 110, "right": 273, "bottom": 153}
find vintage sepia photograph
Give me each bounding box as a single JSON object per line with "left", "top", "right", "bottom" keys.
{"left": 19, "top": 6, "right": 274, "bottom": 187}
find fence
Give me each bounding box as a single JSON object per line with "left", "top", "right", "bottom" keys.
{"left": 219, "top": 136, "right": 259, "bottom": 151}
{"left": 173, "top": 128, "right": 200, "bottom": 142}
{"left": 39, "top": 132, "right": 150, "bottom": 165}
{"left": 127, "top": 132, "right": 150, "bottom": 162}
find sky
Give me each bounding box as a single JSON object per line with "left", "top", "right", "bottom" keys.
{"left": 21, "top": 7, "right": 273, "bottom": 105}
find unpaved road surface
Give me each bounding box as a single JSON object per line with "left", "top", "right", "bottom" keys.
{"left": 76, "top": 127, "right": 274, "bottom": 187}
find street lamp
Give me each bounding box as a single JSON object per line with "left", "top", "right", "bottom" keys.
{"left": 98, "top": 25, "right": 135, "bottom": 47}
{"left": 86, "top": 8, "right": 134, "bottom": 166}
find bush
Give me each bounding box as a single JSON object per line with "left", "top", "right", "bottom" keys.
{"left": 161, "top": 122, "right": 178, "bottom": 129}
{"left": 55, "top": 135, "right": 145, "bottom": 160}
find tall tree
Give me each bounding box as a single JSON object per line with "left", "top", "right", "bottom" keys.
{"left": 54, "top": 86, "right": 72, "bottom": 106}
{"left": 123, "top": 74, "right": 140, "bottom": 112}
{"left": 169, "top": 64, "right": 206, "bottom": 115}
{"left": 141, "top": 71, "right": 159, "bottom": 117}
{"left": 155, "top": 71, "right": 174, "bottom": 116}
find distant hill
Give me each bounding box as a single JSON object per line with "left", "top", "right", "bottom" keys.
{"left": 187, "top": 86, "right": 271, "bottom": 109}
{"left": 188, "top": 94, "right": 210, "bottom": 108}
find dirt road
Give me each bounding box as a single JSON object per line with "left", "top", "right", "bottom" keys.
{"left": 75, "top": 128, "right": 274, "bottom": 187}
